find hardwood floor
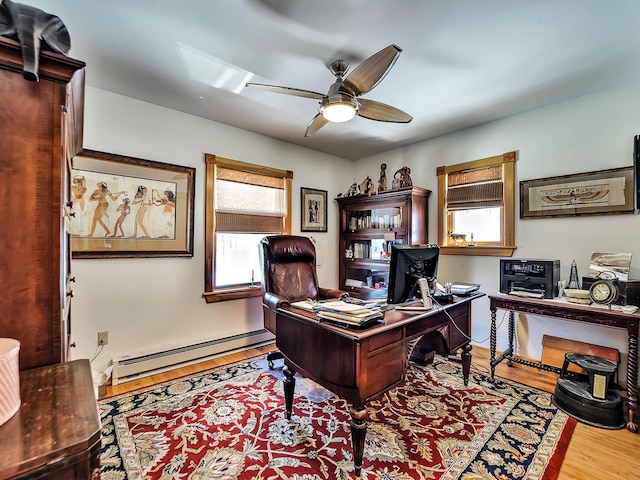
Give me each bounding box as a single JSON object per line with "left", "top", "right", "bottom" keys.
{"left": 105, "top": 344, "right": 639, "bottom": 480}
{"left": 472, "top": 347, "right": 640, "bottom": 480}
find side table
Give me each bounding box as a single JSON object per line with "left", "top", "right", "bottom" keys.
{"left": 0, "top": 359, "right": 101, "bottom": 479}
{"left": 488, "top": 293, "right": 639, "bottom": 433}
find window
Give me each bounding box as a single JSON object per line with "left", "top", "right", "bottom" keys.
{"left": 436, "top": 151, "right": 516, "bottom": 256}
{"left": 204, "top": 154, "right": 292, "bottom": 302}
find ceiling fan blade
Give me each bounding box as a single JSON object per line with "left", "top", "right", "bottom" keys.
{"left": 305, "top": 113, "right": 328, "bottom": 137}
{"left": 245, "top": 83, "right": 325, "bottom": 100}
{"left": 357, "top": 98, "right": 413, "bottom": 123}
{"left": 339, "top": 45, "right": 402, "bottom": 97}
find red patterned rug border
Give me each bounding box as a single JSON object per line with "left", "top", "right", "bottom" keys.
{"left": 542, "top": 415, "right": 577, "bottom": 479}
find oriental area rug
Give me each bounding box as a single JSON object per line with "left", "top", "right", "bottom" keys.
{"left": 98, "top": 356, "right": 576, "bottom": 480}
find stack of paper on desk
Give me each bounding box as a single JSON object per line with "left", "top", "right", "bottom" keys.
{"left": 450, "top": 283, "right": 480, "bottom": 295}
{"left": 291, "top": 300, "right": 384, "bottom": 327}
{"left": 316, "top": 308, "right": 384, "bottom": 326}
{"left": 342, "top": 296, "right": 389, "bottom": 310}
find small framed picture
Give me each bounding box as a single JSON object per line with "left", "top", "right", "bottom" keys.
{"left": 301, "top": 187, "right": 328, "bottom": 232}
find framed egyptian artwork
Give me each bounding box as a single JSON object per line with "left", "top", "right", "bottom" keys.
{"left": 520, "top": 166, "right": 634, "bottom": 219}
{"left": 70, "top": 149, "right": 195, "bottom": 258}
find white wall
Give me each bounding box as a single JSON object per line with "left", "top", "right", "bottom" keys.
{"left": 72, "top": 87, "right": 351, "bottom": 373}
{"left": 76, "top": 81, "right": 640, "bottom": 380}
{"left": 355, "top": 80, "right": 640, "bottom": 375}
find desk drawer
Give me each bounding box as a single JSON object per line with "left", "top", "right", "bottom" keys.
{"left": 405, "top": 313, "right": 447, "bottom": 338}
{"left": 364, "top": 340, "right": 405, "bottom": 400}
{"left": 368, "top": 328, "right": 403, "bottom": 352}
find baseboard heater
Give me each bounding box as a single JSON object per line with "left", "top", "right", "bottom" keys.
{"left": 111, "top": 329, "right": 274, "bottom": 385}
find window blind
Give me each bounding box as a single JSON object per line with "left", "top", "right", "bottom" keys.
{"left": 215, "top": 166, "right": 286, "bottom": 233}
{"left": 446, "top": 165, "right": 503, "bottom": 210}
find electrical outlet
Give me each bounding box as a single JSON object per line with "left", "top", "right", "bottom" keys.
{"left": 98, "top": 331, "right": 109, "bottom": 346}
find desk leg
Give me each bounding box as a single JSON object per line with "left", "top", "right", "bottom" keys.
{"left": 507, "top": 311, "right": 515, "bottom": 367}
{"left": 489, "top": 307, "right": 497, "bottom": 381}
{"left": 461, "top": 344, "right": 472, "bottom": 386}
{"left": 627, "top": 328, "right": 638, "bottom": 433}
{"left": 349, "top": 405, "right": 368, "bottom": 478}
{"left": 283, "top": 366, "right": 296, "bottom": 420}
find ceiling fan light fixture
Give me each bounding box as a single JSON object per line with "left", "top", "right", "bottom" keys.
{"left": 321, "top": 95, "right": 359, "bottom": 123}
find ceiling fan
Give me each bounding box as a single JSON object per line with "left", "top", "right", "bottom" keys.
{"left": 246, "top": 44, "right": 413, "bottom": 136}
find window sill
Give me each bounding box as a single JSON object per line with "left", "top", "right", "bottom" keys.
{"left": 203, "top": 286, "right": 262, "bottom": 303}
{"left": 439, "top": 245, "right": 516, "bottom": 257}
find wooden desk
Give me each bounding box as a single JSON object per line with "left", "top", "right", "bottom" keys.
{"left": 0, "top": 359, "right": 102, "bottom": 479}
{"left": 488, "top": 293, "right": 639, "bottom": 433}
{"left": 276, "top": 293, "right": 483, "bottom": 477}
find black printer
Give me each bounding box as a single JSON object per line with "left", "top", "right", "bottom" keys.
{"left": 500, "top": 259, "right": 560, "bottom": 299}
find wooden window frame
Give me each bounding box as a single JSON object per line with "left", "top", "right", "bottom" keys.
{"left": 203, "top": 154, "right": 292, "bottom": 302}
{"left": 437, "top": 151, "right": 516, "bottom": 256}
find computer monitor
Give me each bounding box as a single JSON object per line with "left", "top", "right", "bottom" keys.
{"left": 387, "top": 244, "right": 440, "bottom": 304}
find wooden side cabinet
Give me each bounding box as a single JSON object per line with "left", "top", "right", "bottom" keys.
{"left": 0, "top": 360, "right": 101, "bottom": 479}
{"left": 336, "top": 187, "right": 430, "bottom": 299}
{"left": 0, "top": 37, "right": 85, "bottom": 370}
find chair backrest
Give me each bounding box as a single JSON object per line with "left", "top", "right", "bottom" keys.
{"left": 259, "top": 235, "right": 320, "bottom": 303}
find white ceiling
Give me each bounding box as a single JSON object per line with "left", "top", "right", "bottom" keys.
{"left": 19, "top": 0, "right": 640, "bottom": 160}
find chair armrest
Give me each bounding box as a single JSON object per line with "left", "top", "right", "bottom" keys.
{"left": 319, "top": 287, "right": 349, "bottom": 300}
{"left": 263, "top": 291, "right": 290, "bottom": 311}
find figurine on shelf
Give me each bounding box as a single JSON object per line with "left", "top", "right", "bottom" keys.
{"left": 378, "top": 163, "right": 388, "bottom": 192}
{"left": 360, "top": 175, "right": 374, "bottom": 196}
{"left": 567, "top": 260, "right": 581, "bottom": 289}
{"left": 345, "top": 179, "right": 359, "bottom": 197}
{"left": 392, "top": 166, "right": 413, "bottom": 189}
{"left": 448, "top": 232, "right": 467, "bottom": 246}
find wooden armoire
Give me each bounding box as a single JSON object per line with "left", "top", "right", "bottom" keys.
{"left": 0, "top": 36, "right": 85, "bottom": 371}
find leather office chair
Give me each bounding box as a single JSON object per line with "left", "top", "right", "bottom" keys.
{"left": 259, "top": 235, "right": 347, "bottom": 368}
